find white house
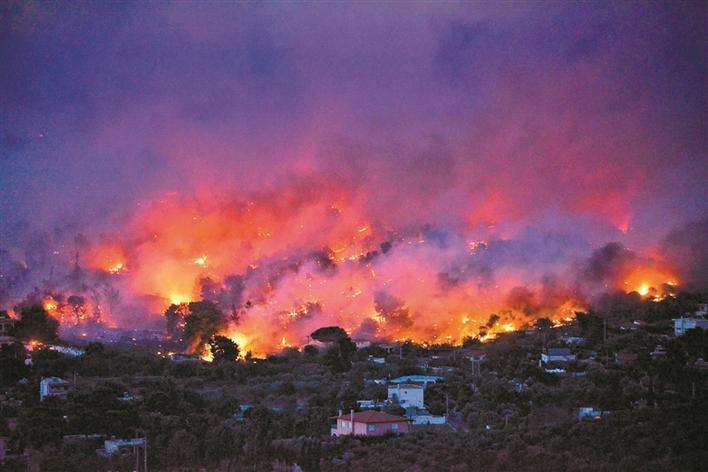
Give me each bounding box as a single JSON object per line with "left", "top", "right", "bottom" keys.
{"left": 673, "top": 317, "right": 708, "bottom": 337}
{"left": 577, "top": 407, "right": 602, "bottom": 420}
{"left": 539, "top": 348, "right": 576, "bottom": 365}
{"left": 368, "top": 355, "right": 386, "bottom": 364}
{"left": 101, "top": 438, "right": 146, "bottom": 456}
{"left": 40, "top": 377, "right": 70, "bottom": 401}
{"left": 387, "top": 383, "right": 424, "bottom": 408}
{"left": 404, "top": 407, "right": 446, "bottom": 425}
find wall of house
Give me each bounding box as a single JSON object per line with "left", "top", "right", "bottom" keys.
{"left": 354, "top": 421, "right": 410, "bottom": 436}
{"left": 388, "top": 386, "right": 424, "bottom": 408}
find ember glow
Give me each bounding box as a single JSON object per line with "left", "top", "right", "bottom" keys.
{"left": 1, "top": 3, "right": 705, "bottom": 355}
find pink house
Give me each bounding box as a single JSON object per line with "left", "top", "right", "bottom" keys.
{"left": 331, "top": 410, "right": 411, "bottom": 436}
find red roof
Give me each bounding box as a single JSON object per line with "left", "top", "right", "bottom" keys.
{"left": 334, "top": 411, "right": 409, "bottom": 424}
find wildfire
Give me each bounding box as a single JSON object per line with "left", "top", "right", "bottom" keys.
{"left": 622, "top": 266, "right": 678, "bottom": 300}
{"left": 200, "top": 343, "right": 213, "bottom": 362}
{"left": 193, "top": 255, "right": 207, "bottom": 266}
{"left": 108, "top": 262, "right": 125, "bottom": 274}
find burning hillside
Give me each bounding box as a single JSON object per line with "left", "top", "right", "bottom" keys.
{"left": 1, "top": 177, "right": 695, "bottom": 356}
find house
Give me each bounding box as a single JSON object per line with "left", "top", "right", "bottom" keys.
{"left": 387, "top": 383, "right": 424, "bottom": 408}
{"left": 673, "top": 317, "right": 708, "bottom": 336}
{"left": 544, "top": 367, "right": 566, "bottom": 375}
{"left": 431, "top": 366, "right": 456, "bottom": 375}
{"left": 99, "top": 438, "right": 146, "bottom": 457}
{"left": 40, "top": 377, "right": 70, "bottom": 401}
{"left": 404, "top": 407, "right": 446, "bottom": 425}
{"left": 539, "top": 348, "right": 576, "bottom": 365}
{"left": 168, "top": 353, "right": 201, "bottom": 363}
{"left": 614, "top": 352, "right": 639, "bottom": 365}
{"left": 390, "top": 375, "right": 442, "bottom": 386}
{"left": 368, "top": 355, "right": 385, "bottom": 365}
{"left": 650, "top": 345, "right": 667, "bottom": 358}
{"left": 560, "top": 335, "right": 584, "bottom": 345}
{"left": 49, "top": 345, "right": 85, "bottom": 357}
{"left": 377, "top": 343, "right": 399, "bottom": 354}
{"left": 577, "top": 407, "right": 602, "bottom": 420}
{"left": 330, "top": 410, "right": 410, "bottom": 436}
{"left": 356, "top": 400, "right": 384, "bottom": 410}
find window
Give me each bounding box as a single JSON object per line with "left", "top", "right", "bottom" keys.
{"left": 367, "top": 424, "right": 377, "bottom": 433}
{"left": 391, "top": 423, "right": 399, "bottom": 432}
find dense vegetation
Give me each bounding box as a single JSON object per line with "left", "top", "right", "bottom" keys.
{"left": 0, "top": 291, "right": 706, "bottom": 470}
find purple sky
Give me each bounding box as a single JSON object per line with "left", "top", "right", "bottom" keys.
{"left": 1, "top": 1, "right": 705, "bottom": 252}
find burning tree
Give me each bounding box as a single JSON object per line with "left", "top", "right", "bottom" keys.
{"left": 164, "top": 300, "right": 225, "bottom": 354}
{"left": 208, "top": 335, "right": 239, "bottom": 362}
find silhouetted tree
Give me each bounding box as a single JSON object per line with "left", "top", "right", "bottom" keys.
{"left": 12, "top": 305, "right": 58, "bottom": 342}
{"left": 208, "top": 335, "right": 239, "bottom": 362}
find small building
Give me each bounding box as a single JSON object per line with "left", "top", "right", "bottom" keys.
{"left": 404, "top": 407, "right": 446, "bottom": 425}
{"left": 331, "top": 410, "right": 410, "bottom": 437}
{"left": 99, "top": 438, "right": 146, "bottom": 457}
{"left": 560, "top": 335, "right": 584, "bottom": 345}
{"left": 377, "top": 343, "right": 399, "bottom": 354}
{"left": 387, "top": 383, "right": 424, "bottom": 408}
{"left": 673, "top": 317, "right": 708, "bottom": 337}
{"left": 49, "top": 345, "right": 85, "bottom": 357}
{"left": 540, "top": 348, "right": 576, "bottom": 365}
{"left": 577, "top": 407, "right": 602, "bottom": 420}
{"left": 390, "top": 375, "right": 442, "bottom": 386}
{"left": 168, "top": 353, "right": 201, "bottom": 363}
{"left": 40, "top": 377, "right": 70, "bottom": 401}
{"left": 368, "top": 355, "right": 385, "bottom": 365}
{"left": 356, "top": 400, "right": 384, "bottom": 410}
{"left": 650, "top": 345, "right": 667, "bottom": 358}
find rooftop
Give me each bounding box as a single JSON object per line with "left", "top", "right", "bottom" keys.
{"left": 334, "top": 411, "right": 409, "bottom": 423}
{"left": 389, "top": 383, "right": 424, "bottom": 389}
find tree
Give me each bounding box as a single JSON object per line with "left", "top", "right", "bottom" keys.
{"left": 303, "top": 344, "right": 319, "bottom": 356}
{"left": 164, "top": 303, "right": 190, "bottom": 339}
{"left": 183, "top": 301, "right": 223, "bottom": 353}
{"left": 208, "top": 335, "right": 239, "bottom": 362}
{"left": 0, "top": 342, "right": 28, "bottom": 386}
{"left": 12, "top": 305, "right": 59, "bottom": 342}
{"left": 310, "top": 326, "right": 349, "bottom": 343}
